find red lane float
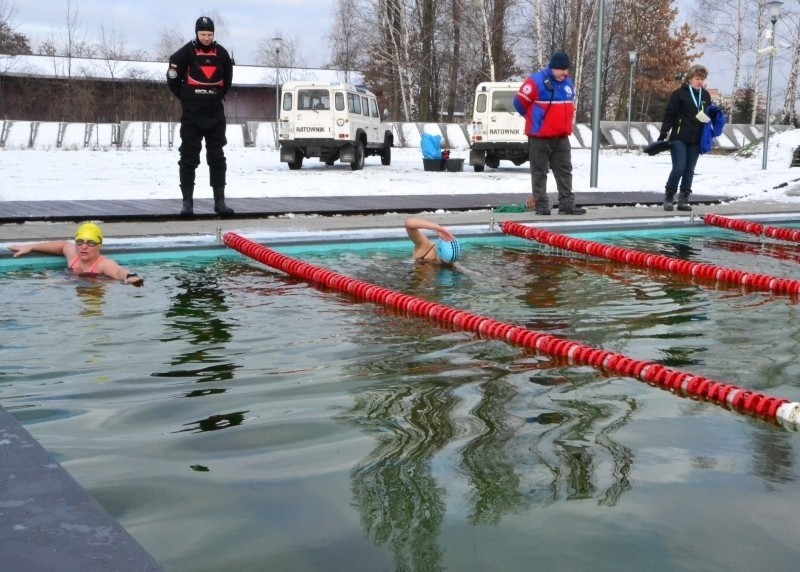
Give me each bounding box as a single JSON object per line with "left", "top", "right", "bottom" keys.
{"left": 500, "top": 220, "right": 800, "bottom": 295}
{"left": 703, "top": 213, "right": 800, "bottom": 243}
{"left": 223, "top": 231, "right": 800, "bottom": 431}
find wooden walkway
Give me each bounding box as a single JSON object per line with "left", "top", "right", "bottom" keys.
{"left": 0, "top": 191, "right": 725, "bottom": 223}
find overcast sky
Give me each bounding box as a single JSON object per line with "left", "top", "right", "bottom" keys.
{"left": 12, "top": 0, "right": 338, "bottom": 67}
{"left": 9, "top": 0, "right": 789, "bottom": 97}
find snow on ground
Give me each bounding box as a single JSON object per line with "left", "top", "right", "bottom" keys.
{"left": 2, "top": 130, "right": 800, "bottom": 203}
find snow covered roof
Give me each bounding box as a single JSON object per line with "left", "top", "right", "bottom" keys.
{"left": 0, "top": 54, "right": 359, "bottom": 87}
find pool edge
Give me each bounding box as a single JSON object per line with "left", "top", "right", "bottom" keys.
{"left": 0, "top": 404, "right": 163, "bottom": 571}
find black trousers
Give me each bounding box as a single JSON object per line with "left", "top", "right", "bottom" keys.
{"left": 528, "top": 136, "right": 575, "bottom": 209}
{"left": 178, "top": 102, "right": 227, "bottom": 189}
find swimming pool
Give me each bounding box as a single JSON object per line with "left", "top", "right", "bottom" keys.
{"left": 2, "top": 227, "right": 800, "bottom": 571}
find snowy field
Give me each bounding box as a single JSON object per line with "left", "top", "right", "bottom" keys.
{"left": 2, "top": 129, "right": 800, "bottom": 204}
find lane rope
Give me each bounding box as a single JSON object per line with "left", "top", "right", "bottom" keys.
{"left": 703, "top": 213, "right": 800, "bottom": 243}
{"left": 499, "top": 220, "right": 800, "bottom": 295}
{"left": 224, "top": 231, "right": 800, "bottom": 432}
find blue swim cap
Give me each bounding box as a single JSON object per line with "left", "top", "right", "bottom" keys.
{"left": 436, "top": 238, "right": 460, "bottom": 264}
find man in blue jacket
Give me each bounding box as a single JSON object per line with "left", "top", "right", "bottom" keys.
{"left": 514, "top": 52, "right": 585, "bottom": 215}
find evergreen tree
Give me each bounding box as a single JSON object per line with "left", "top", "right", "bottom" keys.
{"left": 731, "top": 85, "right": 754, "bottom": 124}
{"left": 0, "top": 20, "right": 31, "bottom": 55}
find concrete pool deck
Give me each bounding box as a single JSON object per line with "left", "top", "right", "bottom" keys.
{"left": 3, "top": 195, "right": 800, "bottom": 245}
{"left": 3, "top": 194, "right": 800, "bottom": 571}
{"left": 0, "top": 407, "right": 163, "bottom": 571}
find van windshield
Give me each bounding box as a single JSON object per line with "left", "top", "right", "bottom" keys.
{"left": 298, "top": 89, "right": 331, "bottom": 111}
{"left": 491, "top": 91, "right": 517, "bottom": 112}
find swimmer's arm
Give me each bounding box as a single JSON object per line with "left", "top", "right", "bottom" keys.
{"left": 404, "top": 218, "right": 455, "bottom": 242}
{"left": 101, "top": 258, "right": 145, "bottom": 287}
{"left": 451, "top": 262, "right": 483, "bottom": 278}
{"left": 7, "top": 240, "right": 69, "bottom": 258}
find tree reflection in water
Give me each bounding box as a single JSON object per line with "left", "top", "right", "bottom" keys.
{"left": 154, "top": 264, "right": 239, "bottom": 384}
{"left": 461, "top": 379, "right": 524, "bottom": 524}
{"left": 346, "top": 351, "right": 637, "bottom": 568}
{"left": 349, "top": 383, "right": 456, "bottom": 572}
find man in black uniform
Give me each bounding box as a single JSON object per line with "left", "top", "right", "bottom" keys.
{"left": 167, "top": 16, "right": 234, "bottom": 217}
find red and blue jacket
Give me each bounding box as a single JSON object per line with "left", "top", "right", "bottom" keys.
{"left": 513, "top": 68, "right": 575, "bottom": 138}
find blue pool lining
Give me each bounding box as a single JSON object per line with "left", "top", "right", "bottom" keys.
{"left": 2, "top": 215, "right": 800, "bottom": 270}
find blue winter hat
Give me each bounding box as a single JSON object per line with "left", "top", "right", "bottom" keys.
{"left": 549, "top": 51, "right": 570, "bottom": 70}
{"left": 436, "top": 238, "right": 460, "bottom": 264}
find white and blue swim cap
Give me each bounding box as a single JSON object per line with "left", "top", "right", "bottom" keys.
{"left": 436, "top": 238, "right": 460, "bottom": 264}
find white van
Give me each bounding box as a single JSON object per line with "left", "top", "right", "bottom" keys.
{"left": 278, "top": 81, "right": 393, "bottom": 170}
{"left": 467, "top": 81, "right": 528, "bottom": 172}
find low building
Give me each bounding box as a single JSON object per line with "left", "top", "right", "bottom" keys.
{"left": 0, "top": 54, "right": 355, "bottom": 123}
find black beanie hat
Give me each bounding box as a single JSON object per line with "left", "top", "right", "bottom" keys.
{"left": 549, "top": 51, "right": 570, "bottom": 70}
{"left": 195, "top": 16, "right": 214, "bottom": 33}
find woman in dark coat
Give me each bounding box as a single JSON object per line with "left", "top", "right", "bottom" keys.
{"left": 657, "top": 65, "right": 712, "bottom": 211}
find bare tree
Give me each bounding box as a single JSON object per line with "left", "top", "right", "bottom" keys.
{"left": 155, "top": 25, "right": 184, "bottom": 62}
{"left": 381, "top": 0, "right": 415, "bottom": 120}
{"left": 59, "top": 0, "right": 94, "bottom": 71}
{"left": 353, "top": 0, "right": 415, "bottom": 121}
{"left": 751, "top": 2, "right": 768, "bottom": 125}
{"left": 97, "top": 24, "right": 127, "bottom": 121}
{"left": 444, "top": 0, "right": 464, "bottom": 121}
{"left": 695, "top": 0, "right": 750, "bottom": 94}
{"left": 777, "top": 4, "right": 800, "bottom": 125}
{"left": 208, "top": 9, "right": 229, "bottom": 45}
{"left": 254, "top": 33, "right": 306, "bottom": 82}
{"left": 329, "top": 0, "right": 360, "bottom": 82}
{"left": 477, "top": 0, "right": 498, "bottom": 79}
{"left": 567, "top": 0, "right": 601, "bottom": 121}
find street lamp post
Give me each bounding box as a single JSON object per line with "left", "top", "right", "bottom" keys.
{"left": 271, "top": 37, "right": 283, "bottom": 129}
{"left": 589, "top": 0, "right": 606, "bottom": 187}
{"left": 762, "top": 1, "right": 783, "bottom": 170}
{"left": 626, "top": 50, "right": 637, "bottom": 152}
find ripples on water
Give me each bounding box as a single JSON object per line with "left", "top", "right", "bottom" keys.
{"left": 2, "top": 231, "right": 800, "bottom": 571}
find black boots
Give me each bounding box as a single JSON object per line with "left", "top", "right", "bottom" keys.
{"left": 663, "top": 189, "right": 675, "bottom": 211}
{"left": 213, "top": 186, "right": 234, "bottom": 216}
{"left": 664, "top": 190, "right": 691, "bottom": 212}
{"left": 676, "top": 191, "right": 692, "bottom": 211}
{"left": 180, "top": 186, "right": 234, "bottom": 217}
{"left": 180, "top": 186, "right": 194, "bottom": 217}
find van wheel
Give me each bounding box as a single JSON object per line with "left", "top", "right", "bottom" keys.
{"left": 351, "top": 141, "right": 365, "bottom": 171}
{"left": 473, "top": 164, "right": 485, "bottom": 172}
{"left": 325, "top": 159, "right": 335, "bottom": 166}
{"left": 288, "top": 151, "right": 304, "bottom": 170}
{"left": 380, "top": 145, "right": 391, "bottom": 166}
{"left": 486, "top": 156, "right": 500, "bottom": 169}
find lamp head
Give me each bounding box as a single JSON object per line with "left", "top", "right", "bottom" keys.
{"left": 766, "top": 1, "right": 783, "bottom": 23}
{"left": 271, "top": 36, "right": 283, "bottom": 54}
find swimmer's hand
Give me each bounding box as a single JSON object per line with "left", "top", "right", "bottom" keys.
{"left": 436, "top": 228, "right": 455, "bottom": 242}
{"left": 7, "top": 245, "right": 32, "bottom": 257}
{"left": 124, "top": 273, "right": 145, "bottom": 287}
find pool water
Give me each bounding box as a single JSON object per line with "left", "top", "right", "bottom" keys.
{"left": 2, "top": 228, "right": 800, "bottom": 571}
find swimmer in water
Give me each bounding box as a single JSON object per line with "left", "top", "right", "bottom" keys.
{"left": 404, "top": 218, "right": 461, "bottom": 265}
{"left": 7, "top": 222, "right": 145, "bottom": 286}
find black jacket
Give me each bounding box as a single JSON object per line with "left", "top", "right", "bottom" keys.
{"left": 658, "top": 85, "right": 712, "bottom": 145}
{"left": 166, "top": 40, "right": 233, "bottom": 105}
